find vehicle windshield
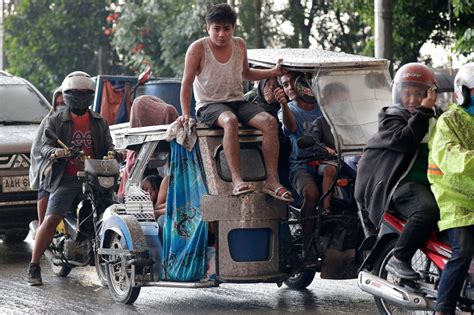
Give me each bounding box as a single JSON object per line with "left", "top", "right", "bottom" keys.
{"left": 314, "top": 69, "right": 392, "bottom": 150}
{"left": 0, "top": 84, "right": 50, "bottom": 123}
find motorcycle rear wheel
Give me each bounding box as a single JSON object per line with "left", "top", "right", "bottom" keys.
{"left": 106, "top": 232, "right": 141, "bottom": 304}
{"left": 373, "top": 239, "right": 438, "bottom": 315}
{"left": 284, "top": 270, "right": 316, "bottom": 289}
{"left": 284, "top": 206, "right": 316, "bottom": 289}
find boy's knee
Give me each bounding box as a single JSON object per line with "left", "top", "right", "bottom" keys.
{"left": 221, "top": 113, "right": 239, "bottom": 127}
{"left": 43, "top": 215, "right": 62, "bottom": 231}
{"left": 256, "top": 113, "right": 278, "bottom": 131}
{"left": 324, "top": 165, "right": 337, "bottom": 176}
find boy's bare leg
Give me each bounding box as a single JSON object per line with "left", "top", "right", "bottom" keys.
{"left": 322, "top": 165, "right": 337, "bottom": 211}
{"left": 301, "top": 182, "right": 319, "bottom": 260}
{"left": 247, "top": 112, "right": 283, "bottom": 190}
{"left": 37, "top": 196, "right": 48, "bottom": 225}
{"left": 31, "top": 214, "right": 62, "bottom": 263}
{"left": 216, "top": 112, "right": 253, "bottom": 193}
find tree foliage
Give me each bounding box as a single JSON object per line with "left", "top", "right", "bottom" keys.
{"left": 4, "top": 0, "right": 471, "bottom": 96}
{"left": 337, "top": 0, "right": 472, "bottom": 65}
{"left": 108, "top": 0, "right": 217, "bottom": 77}
{"left": 4, "top": 0, "right": 122, "bottom": 98}
{"left": 452, "top": 0, "right": 474, "bottom": 57}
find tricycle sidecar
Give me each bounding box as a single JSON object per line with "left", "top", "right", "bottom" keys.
{"left": 99, "top": 48, "right": 394, "bottom": 304}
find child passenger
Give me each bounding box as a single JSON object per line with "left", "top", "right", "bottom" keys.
{"left": 29, "top": 87, "right": 66, "bottom": 226}
{"left": 141, "top": 174, "right": 169, "bottom": 220}
{"left": 305, "top": 82, "right": 350, "bottom": 215}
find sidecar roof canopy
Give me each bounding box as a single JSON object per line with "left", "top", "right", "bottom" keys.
{"left": 247, "top": 48, "right": 388, "bottom": 71}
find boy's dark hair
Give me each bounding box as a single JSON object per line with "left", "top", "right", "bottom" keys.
{"left": 277, "top": 71, "right": 298, "bottom": 86}
{"left": 143, "top": 175, "right": 163, "bottom": 190}
{"left": 206, "top": 3, "right": 237, "bottom": 26}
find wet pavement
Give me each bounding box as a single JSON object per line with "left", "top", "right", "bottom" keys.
{"left": 0, "top": 236, "right": 377, "bottom": 314}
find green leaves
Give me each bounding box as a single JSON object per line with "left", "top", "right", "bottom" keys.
{"left": 4, "top": 0, "right": 121, "bottom": 97}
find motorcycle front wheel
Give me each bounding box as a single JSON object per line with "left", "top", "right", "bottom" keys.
{"left": 373, "top": 239, "right": 438, "bottom": 315}
{"left": 95, "top": 251, "right": 108, "bottom": 287}
{"left": 106, "top": 232, "right": 141, "bottom": 304}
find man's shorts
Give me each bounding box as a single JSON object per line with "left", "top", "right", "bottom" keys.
{"left": 317, "top": 161, "right": 338, "bottom": 176}
{"left": 197, "top": 101, "right": 265, "bottom": 127}
{"left": 45, "top": 176, "right": 83, "bottom": 217}
{"left": 37, "top": 180, "right": 50, "bottom": 200}
{"left": 290, "top": 166, "right": 320, "bottom": 198}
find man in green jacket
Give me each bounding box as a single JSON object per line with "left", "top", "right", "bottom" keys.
{"left": 429, "top": 62, "right": 474, "bottom": 315}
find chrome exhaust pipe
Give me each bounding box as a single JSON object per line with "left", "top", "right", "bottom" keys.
{"left": 358, "top": 271, "right": 434, "bottom": 311}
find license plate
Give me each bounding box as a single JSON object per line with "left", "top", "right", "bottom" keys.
{"left": 1, "top": 176, "right": 32, "bottom": 192}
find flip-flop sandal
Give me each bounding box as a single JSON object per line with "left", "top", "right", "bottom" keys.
{"left": 232, "top": 183, "right": 254, "bottom": 196}
{"left": 262, "top": 186, "right": 294, "bottom": 202}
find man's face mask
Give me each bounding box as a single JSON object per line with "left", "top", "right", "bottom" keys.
{"left": 63, "top": 90, "right": 95, "bottom": 115}
{"left": 466, "top": 96, "right": 474, "bottom": 116}
{"left": 55, "top": 106, "right": 67, "bottom": 114}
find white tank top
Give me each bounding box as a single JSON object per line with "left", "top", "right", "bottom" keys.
{"left": 193, "top": 37, "right": 244, "bottom": 111}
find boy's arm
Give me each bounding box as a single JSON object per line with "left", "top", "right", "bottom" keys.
{"left": 180, "top": 41, "right": 203, "bottom": 121}
{"left": 238, "top": 38, "right": 285, "bottom": 81}
{"left": 275, "top": 87, "right": 297, "bottom": 133}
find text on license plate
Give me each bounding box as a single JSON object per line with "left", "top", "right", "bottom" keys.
{"left": 1, "top": 176, "right": 32, "bottom": 192}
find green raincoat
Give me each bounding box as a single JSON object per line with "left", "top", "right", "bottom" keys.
{"left": 428, "top": 104, "right": 474, "bottom": 231}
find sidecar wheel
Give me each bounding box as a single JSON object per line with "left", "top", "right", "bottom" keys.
{"left": 284, "top": 270, "right": 316, "bottom": 289}
{"left": 106, "top": 232, "right": 141, "bottom": 304}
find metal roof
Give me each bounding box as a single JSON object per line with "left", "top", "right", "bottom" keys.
{"left": 248, "top": 48, "right": 388, "bottom": 71}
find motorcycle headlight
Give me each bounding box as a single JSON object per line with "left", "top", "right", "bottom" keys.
{"left": 97, "top": 176, "right": 115, "bottom": 189}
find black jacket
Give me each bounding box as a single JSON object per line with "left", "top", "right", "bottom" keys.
{"left": 354, "top": 104, "right": 436, "bottom": 227}
{"left": 40, "top": 108, "right": 114, "bottom": 192}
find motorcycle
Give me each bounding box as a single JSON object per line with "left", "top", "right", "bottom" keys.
{"left": 284, "top": 135, "right": 363, "bottom": 289}
{"left": 29, "top": 131, "right": 120, "bottom": 286}
{"left": 358, "top": 211, "right": 474, "bottom": 314}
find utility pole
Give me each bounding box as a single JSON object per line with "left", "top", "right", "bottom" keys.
{"left": 374, "top": 0, "right": 394, "bottom": 74}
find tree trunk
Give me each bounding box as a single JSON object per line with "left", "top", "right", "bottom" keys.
{"left": 254, "top": 0, "right": 264, "bottom": 48}
{"left": 97, "top": 44, "right": 109, "bottom": 75}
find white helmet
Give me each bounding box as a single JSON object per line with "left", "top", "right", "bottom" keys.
{"left": 61, "top": 71, "right": 95, "bottom": 92}
{"left": 454, "top": 62, "right": 474, "bottom": 107}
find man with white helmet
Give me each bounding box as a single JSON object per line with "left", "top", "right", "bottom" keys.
{"left": 429, "top": 63, "right": 474, "bottom": 315}
{"left": 27, "top": 71, "right": 114, "bottom": 285}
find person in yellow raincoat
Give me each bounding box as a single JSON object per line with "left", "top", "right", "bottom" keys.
{"left": 428, "top": 62, "right": 474, "bottom": 315}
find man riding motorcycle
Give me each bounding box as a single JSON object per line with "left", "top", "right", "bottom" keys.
{"left": 355, "top": 63, "right": 440, "bottom": 280}
{"left": 27, "top": 71, "right": 114, "bottom": 285}
{"left": 429, "top": 62, "right": 474, "bottom": 315}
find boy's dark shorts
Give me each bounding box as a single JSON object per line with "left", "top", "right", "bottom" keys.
{"left": 45, "top": 176, "right": 83, "bottom": 217}
{"left": 37, "top": 180, "right": 50, "bottom": 200}
{"left": 290, "top": 167, "right": 320, "bottom": 198}
{"left": 197, "top": 101, "right": 265, "bottom": 127}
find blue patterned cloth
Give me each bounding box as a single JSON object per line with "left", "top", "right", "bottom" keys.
{"left": 161, "top": 141, "right": 208, "bottom": 281}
